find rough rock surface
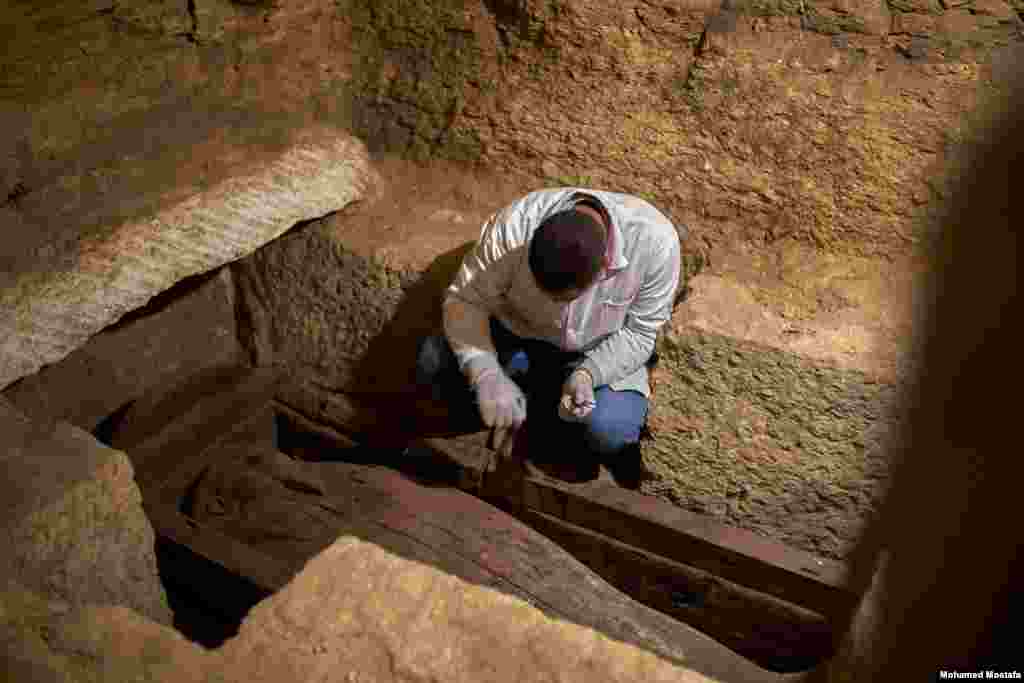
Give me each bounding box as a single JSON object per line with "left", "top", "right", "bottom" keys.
{"left": 1, "top": 538, "right": 737, "bottom": 683}
{"left": 640, "top": 329, "right": 898, "bottom": 561}
{"left": 3, "top": 4, "right": 1022, "bottom": 664}
{"left": 3, "top": 267, "right": 243, "bottom": 432}
{"left": 0, "top": 580, "right": 207, "bottom": 683}
{"left": 0, "top": 397, "right": 171, "bottom": 626}
{"left": 0, "top": 0, "right": 384, "bottom": 397}
{"left": 347, "top": 0, "right": 1020, "bottom": 257}
{"left": 0, "top": 123, "right": 377, "bottom": 390}
{"left": 215, "top": 537, "right": 731, "bottom": 683}
{"left": 4, "top": 0, "right": 1018, "bottom": 279}
{"left": 232, "top": 215, "right": 423, "bottom": 398}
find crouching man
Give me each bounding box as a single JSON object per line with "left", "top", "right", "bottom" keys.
{"left": 415, "top": 188, "right": 682, "bottom": 486}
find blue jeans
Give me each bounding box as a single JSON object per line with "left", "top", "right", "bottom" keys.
{"left": 415, "top": 317, "right": 648, "bottom": 461}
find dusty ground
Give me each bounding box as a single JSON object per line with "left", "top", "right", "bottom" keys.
{"left": 327, "top": 7, "right": 1023, "bottom": 559}
{"left": 327, "top": 157, "right": 930, "bottom": 562}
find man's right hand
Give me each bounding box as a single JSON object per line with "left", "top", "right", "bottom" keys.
{"left": 473, "top": 369, "right": 527, "bottom": 431}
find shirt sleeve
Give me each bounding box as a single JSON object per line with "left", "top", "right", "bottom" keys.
{"left": 581, "top": 226, "right": 681, "bottom": 388}
{"left": 443, "top": 207, "right": 521, "bottom": 379}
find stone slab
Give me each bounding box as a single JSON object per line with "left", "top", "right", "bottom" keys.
{"left": 217, "top": 536, "right": 736, "bottom": 683}
{"left": 1, "top": 537, "right": 738, "bottom": 683}
{"left": 0, "top": 123, "right": 378, "bottom": 390}
{"left": 3, "top": 267, "right": 243, "bottom": 432}
{"left": 0, "top": 396, "right": 171, "bottom": 626}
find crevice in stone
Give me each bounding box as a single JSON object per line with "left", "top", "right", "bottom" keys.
{"left": 155, "top": 535, "right": 269, "bottom": 648}
{"left": 482, "top": 0, "right": 531, "bottom": 44}
{"left": 230, "top": 258, "right": 267, "bottom": 368}
{"left": 696, "top": 0, "right": 738, "bottom": 57}
{"left": 185, "top": 0, "right": 199, "bottom": 44}
{"left": 92, "top": 399, "right": 136, "bottom": 446}
{"left": 1, "top": 181, "right": 29, "bottom": 209}
{"left": 634, "top": 6, "right": 656, "bottom": 35}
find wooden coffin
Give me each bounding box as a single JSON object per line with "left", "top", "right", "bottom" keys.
{"left": 108, "top": 366, "right": 784, "bottom": 682}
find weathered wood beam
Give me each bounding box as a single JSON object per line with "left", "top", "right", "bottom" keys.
{"left": 269, "top": 404, "right": 849, "bottom": 670}
{"left": 269, "top": 384, "right": 862, "bottom": 670}
{"left": 110, "top": 364, "right": 283, "bottom": 490}
{"left": 520, "top": 475, "right": 853, "bottom": 620}
{"left": 414, "top": 432, "right": 857, "bottom": 622}
{"left": 114, "top": 370, "right": 788, "bottom": 679}
{"left": 521, "top": 508, "right": 832, "bottom": 670}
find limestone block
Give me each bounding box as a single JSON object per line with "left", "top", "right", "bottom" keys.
{"left": 1, "top": 538, "right": 737, "bottom": 683}
{"left": 3, "top": 267, "right": 242, "bottom": 432}
{"left": 218, "top": 537, "right": 723, "bottom": 683}
{"left": 231, "top": 218, "right": 424, "bottom": 395}
{"left": 0, "top": 580, "right": 209, "bottom": 683}
{"left": 0, "top": 125, "right": 378, "bottom": 391}
{"left": 0, "top": 397, "right": 172, "bottom": 626}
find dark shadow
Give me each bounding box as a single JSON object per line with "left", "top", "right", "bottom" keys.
{"left": 103, "top": 268, "right": 221, "bottom": 334}
{"left": 352, "top": 240, "right": 475, "bottom": 391}
{"left": 91, "top": 398, "right": 137, "bottom": 446}
{"left": 274, "top": 405, "right": 467, "bottom": 488}
{"left": 154, "top": 535, "right": 270, "bottom": 649}
{"left": 338, "top": 241, "right": 485, "bottom": 444}
{"left": 106, "top": 364, "right": 253, "bottom": 452}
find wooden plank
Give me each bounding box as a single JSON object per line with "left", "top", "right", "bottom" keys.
{"left": 109, "top": 364, "right": 262, "bottom": 451}
{"left": 520, "top": 508, "right": 833, "bottom": 672}
{"left": 413, "top": 434, "right": 856, "bottom": 621}
{"left": 270, "top": 401, "right": 360, "bottom": 453}
{"left": 518, "top": 477, "right": 854, "bottom": 619}
{"left": 145, "top": 492, "right": 293, "bottom": 595}
{"left": 112, "top": 366, "right": 282, "bottom": 490}
{"left": 158, "top": 382, "right": 849, "bottom": 669}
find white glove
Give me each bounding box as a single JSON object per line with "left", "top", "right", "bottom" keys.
{"left": 558, "top": 368, "right": 596, "bottom": 422}
{"left": 474, "top": 368, "right": 527, "bottom": 431}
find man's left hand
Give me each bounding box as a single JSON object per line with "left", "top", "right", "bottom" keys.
{"left": 560, "top": 368, "right": 596, "bottom": 421}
